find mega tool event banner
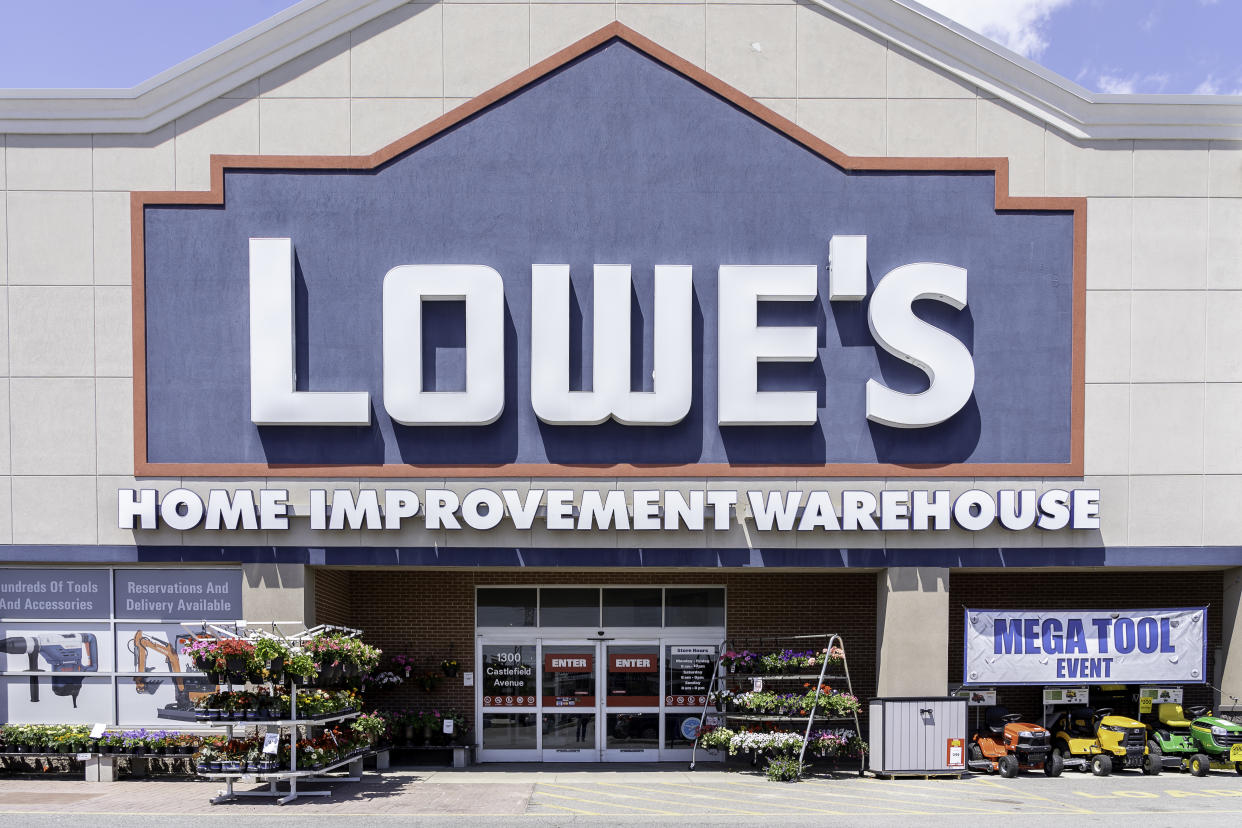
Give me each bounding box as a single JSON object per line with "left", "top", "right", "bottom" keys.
{"left": 964, "top": 608, "right": 1207, "bottom": 686}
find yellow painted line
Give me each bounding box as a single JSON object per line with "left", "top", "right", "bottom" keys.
{"left": 659, "top": 780, "right": 927, "bottom": 816}
{"left": 529, "top": 800, "right": 601, "bottom": 816}
{"left": 712, "top": 778, "right": 944, "bottom": 815}
{"left": 592, "top": 782, "right": 768, "bottom": 815}
{"left": 972, "top": 777, "right": 1096, "bottom": 814}
{"left": 649, "top": 781, "right": 854, "bottom": 815}
{"left": 542, "top": 782, "right": 737, "bottom": 814}
{"left": 536, "top": 787, "right": 679, "bottom": 815}
{"left": 797, "top": 779, "right": 1026, "bottom": 813}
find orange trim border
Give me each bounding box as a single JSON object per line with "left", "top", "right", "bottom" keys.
{"left": 131, "top": 22, "right": 1086, "bottom": 480}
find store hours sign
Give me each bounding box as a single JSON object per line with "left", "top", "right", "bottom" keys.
{"left": 963, "top": 608, "right": 1207, "bottom": 686}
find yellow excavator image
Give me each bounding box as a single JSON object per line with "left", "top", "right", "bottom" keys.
{"left": 129, "top": 631, "right": 216, "bottom": 719}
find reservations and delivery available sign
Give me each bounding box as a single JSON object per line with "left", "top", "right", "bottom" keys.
{"left": 963, "top": 608, "right": 1206, "bottom": 686}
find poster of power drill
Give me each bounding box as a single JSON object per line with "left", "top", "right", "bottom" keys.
{"left": 0, "top": 626, "right": 112, "bottom": 723}
{"left": 117, "top": 624, "right": 219, "bottom": 723}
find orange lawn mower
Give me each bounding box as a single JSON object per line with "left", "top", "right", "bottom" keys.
{"left": 967, "top": 705, "right": 1078, "bottom": 777}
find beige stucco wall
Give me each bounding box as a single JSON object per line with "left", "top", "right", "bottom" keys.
{"left": 0, "top": 1, "right": 1239, "bottom": 552}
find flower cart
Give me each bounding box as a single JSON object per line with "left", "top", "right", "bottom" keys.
{"left": 182, "top": 622, "right": 388, "bottom": 806}
{"left": 689, "top": 633, "right": 866, "bottom": 781}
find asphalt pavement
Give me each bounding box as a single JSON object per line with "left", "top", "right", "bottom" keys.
{"left": 0, "top": 762, "right": 1240, "bottom": 826}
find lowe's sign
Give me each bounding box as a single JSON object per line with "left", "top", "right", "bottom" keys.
{"left": 136, "top": 39, "right": 1080, "bottom": 476}
{"left": 964, "top": 609, "right": 1207, "bottom": 686}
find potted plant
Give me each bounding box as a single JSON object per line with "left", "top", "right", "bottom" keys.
{"left": 284, "top": 651, "right": 318, "bottom": 687}
{"left": 253, "top": 637, "right": 289, "bottom": 684}
{"left": 440, "top": 657, "right": 459, "bottom": 678}
{"left": 350, "top": 712, "right": 386, "bottom": 747}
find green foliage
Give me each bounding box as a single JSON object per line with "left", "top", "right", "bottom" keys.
{"left": 765, "top": 755, "right": 803, "bottom": 782}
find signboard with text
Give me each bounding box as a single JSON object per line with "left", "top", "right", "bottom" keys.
{"left": 965, "top": 608, "right": 1207, "bottom": 686}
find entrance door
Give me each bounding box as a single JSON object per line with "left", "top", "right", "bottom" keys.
{"left": 602, "top": 642, "right": 662, "bottom": 761}
{"left": 540, "top": 643, "right": 600, "bottom": 761}
{"left": 476, "top": 635, "right": 721, "bottom": 762}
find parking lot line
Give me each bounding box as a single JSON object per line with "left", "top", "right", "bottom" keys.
{"left": 807, "top": 779, "right": 1029, "bottom": 813}
{"left": 701, "top": 779, "right": 942, "bottom": 815}
{"left": 971, "top": 777, "right": 1097, "bottom": 814}
{"left": 529, "top": 800, "right": 601, "bottom": 816}
{"left": 593, "top": 782, "right": 769, "bottom": 815}
{"left": 538, "top": 785, "right": 682, "bottom": 814}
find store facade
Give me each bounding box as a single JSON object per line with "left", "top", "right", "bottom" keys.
{"left": 0, "top": 0, "right": 1240, "bottom": 761}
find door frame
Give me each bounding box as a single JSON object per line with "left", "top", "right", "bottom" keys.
{"left": 475, "top": 628, "right": 725, "bottom": 763}
{"left": 601, "top": 639, "right": 663, "bottom": 762}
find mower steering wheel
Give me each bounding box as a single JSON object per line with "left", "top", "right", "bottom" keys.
{"left": 1186, "top": 706, "right": 1208, "bottom": 718}
{"left": 1094, "top": 708, "right": 1113, "bottom": 722}
{"left": 1003, "top": 713, "right": 1023, "bottom": 723}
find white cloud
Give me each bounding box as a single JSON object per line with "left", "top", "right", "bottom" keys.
{"left": 1096, "top": 74, "right": 1137, "bottom": 94}
{"left": 1093, "top": 71, "right": 1171, "bottom": 95}
{"left": 917, "top": 0, "right": 1074, "bottom": 58}
{"left": 1193, "top": 75, "right": 1221, "bottom": 95}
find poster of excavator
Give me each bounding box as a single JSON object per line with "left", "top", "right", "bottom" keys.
{"left": 118, "top": 624, "right": 219, "bottom": 723}
{"left": 0, "top": 624, "right": 112, "bottom": 723}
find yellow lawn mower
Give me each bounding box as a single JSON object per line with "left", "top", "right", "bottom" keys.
{"left": 1049, "top": 706, "right": 1161, "bottom": 777}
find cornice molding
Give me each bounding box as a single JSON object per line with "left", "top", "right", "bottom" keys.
{"left": 0, "top": 0, "right": 1238, "bottom": 139}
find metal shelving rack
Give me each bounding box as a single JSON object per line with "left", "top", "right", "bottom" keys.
{"left": 689, "top": 633, "right": 866, "bottom": 776}
{"left": 185, "top": 622, "right": 375, "bottom": 806}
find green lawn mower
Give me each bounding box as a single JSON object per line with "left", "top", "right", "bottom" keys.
{"left": 1147, "top": 703, "right": 1242, "bottom": 776}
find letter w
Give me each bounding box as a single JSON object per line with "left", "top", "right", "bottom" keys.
{"left": 530, "top": 264, "right": 691, "bottom": 425}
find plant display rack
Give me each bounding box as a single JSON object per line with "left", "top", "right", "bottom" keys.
{"left": 188, "top": 622, "right": 379, "bottom": 806}
{"left": 689, "top": 633, "right": 865, "bottom": 777}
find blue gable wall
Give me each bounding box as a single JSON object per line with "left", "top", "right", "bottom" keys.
{"left": 142, "top": 41, "right": 1074, "bottom": 467}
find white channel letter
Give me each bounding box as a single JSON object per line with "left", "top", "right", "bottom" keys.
{"left": 865, "top": 262, "right": 975, "bottom": 428}
{"left": 718, "top": 265, "right": 819, "bottom": 426}
{"left": 530, "top": 264, "right": 692, "bottom": 426}
{"left": 248, "top": 238, "right": 370, "bottom": 426}
{"left": 382, "top": 265, "right": 505, "bottom": 426}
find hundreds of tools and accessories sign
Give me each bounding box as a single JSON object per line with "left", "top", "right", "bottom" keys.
{"left": 118, "top": 486, "right": 1100, "bottom": 533}
{"left": 963, "top": 608, "right": 1207, "bottom": 686}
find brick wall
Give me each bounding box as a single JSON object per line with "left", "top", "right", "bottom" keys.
{"left": 313, "top": 567, "right": 877, "bottom": 735}
{"left": 314, "top": 568, "right": 353, "bottom": 626}
{"left": 949, "top": 571, "right": 1223, "bottom": 720}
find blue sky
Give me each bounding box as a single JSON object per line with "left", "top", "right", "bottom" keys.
{"left": 0, "top": 0, "right": 1237, "bottom": 94}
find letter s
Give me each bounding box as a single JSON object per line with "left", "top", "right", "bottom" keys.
{"left": 865, "top": 262, "right": 974, "bottom": 428}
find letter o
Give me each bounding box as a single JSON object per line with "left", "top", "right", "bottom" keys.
{"left": 1114, "top": 618, "right": 1136, "bottom": 654}
{"left": 1136, "top": 617, "right": 1159, "bottom": 654}
{"left": 161, "top": 488, "right": 206, "bottom": 530}
{"left": 953, "top": 490, "right": 996, "bottom": 531}
{"left": 462, "top": 489, "right": 504, "bottom": 530}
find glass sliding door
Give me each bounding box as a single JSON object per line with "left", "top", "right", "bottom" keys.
{"left": 541, "top": 643, "right": 598, "bottom": 761}
{"left": 477, "top": 642, "right": 539, "bottom": 762}
{"left": 603, "top": 642, "right": 661, "bottom": 761}
{"left": 661, "top": 642, "right": 718, "bottom": 760}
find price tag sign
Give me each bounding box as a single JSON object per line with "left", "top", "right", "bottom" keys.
{"left": 1139, "top": 697, "right": 1153, "bottom": 714}
{"left": 443, "top": 719, "right": 455, "bottom": 735}
{"left": 1231, "top": 745, "right": 1242, "bottom": 763}
{"left": 946, "top": 738, "right": 965, "bottom": 768}
{"left": 89, "top": 723, "right": 106, "bottom": 739}
{"left": 76, "top": 752, "right": 92, "bottom": 760}
{"left": 263, "top": 733, "right": 280, "bottom": 755}
{"left": 752, "top": 678, "right": 763, "bottom": 692}
{"left": 463, "top": 672, "right": 474, "bottom": 687}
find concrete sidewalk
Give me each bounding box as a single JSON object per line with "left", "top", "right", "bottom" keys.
{"left": 1, "top": 763, "right": 1241, "bottom": 825}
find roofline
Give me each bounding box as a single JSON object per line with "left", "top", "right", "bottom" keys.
{"left": 0, "top": 0, "right": 1239, "bottom": 139}
{"left": 0, "top": 0, "right": 409, "bottom": 134}
{"left": 823, "top": 0, "right": 1242, "bottom": 140}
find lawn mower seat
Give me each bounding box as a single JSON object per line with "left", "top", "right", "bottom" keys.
{"left": 1157, "top": 703, "right": 1193, "bottom": 728}
{"left": 983, "top": 706, "right": 1009, "bottom": 732}
{"left": 1066, "top": 707, "right": 1096, "bottom": 737}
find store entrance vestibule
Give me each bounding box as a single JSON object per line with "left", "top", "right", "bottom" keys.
{"left": 474, "top": 584, "right": 726, "bottom": 763}
{"left": 477, "top": 636, "right": 719, "bottom": 762}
